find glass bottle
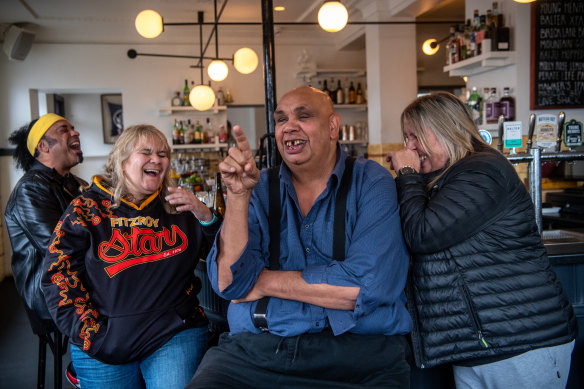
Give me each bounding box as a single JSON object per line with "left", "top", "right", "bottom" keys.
{"left": 178, "top": 120, "right": 185, "bottom": 144}
{"left": 356, "top": 83, "right": 364, "bottom": 104}
{"left": 467, "top": 87, "right": 482, "bottom": 125}
{"left": 211, "top": 172, "right": 226, "bottom": 217}
{"left": 322, "top": 79, "right": 329, "bottom": 96}
{"left": 171, "top": 91, "right": 182, "bottom": 107}
{"left": 348, "top": 81, "right": 356, "bottom": 104}
{"left": 336, "top": 80, "right": 344, "bottom": 105}
{"left": 499, "top": 87, "right": 515, "bottom": 121}
{"left": 183, "top": 79, "right": 190, "bottom": 106}
{"left": 194, "top": 120, "right": 202, "bottom": 144}
{"left": 485, "top": 88, "right": 500, "bottom": 124}
{"left": 216, "top": 87, "right": 225, "bottom": 106}
{"left": 172, "top": 118, "right": 179, "bottom": 145}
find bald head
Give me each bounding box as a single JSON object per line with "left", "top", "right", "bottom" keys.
{"left": 276, "top": 86, "right": 334, "bottom": 117}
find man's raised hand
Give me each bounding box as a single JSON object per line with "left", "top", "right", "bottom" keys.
{"left": 218, "top": 125, "right": 260, "bottom": 195}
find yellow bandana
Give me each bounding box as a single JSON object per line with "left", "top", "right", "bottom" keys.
{"left": 27, "top": 113, "right": 67, "bottom": 156}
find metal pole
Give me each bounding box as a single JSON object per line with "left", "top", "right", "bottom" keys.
{"left": 261, "top": 0, "right": 279, "bottom": 168}
{"left": 530, "top": 148, "right": 543, "bottom": 234}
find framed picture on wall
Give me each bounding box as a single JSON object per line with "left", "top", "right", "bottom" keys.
{"left": 101, "top": 93, "right": 124, "bottom": 144}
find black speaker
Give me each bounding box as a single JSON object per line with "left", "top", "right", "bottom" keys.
{"left": 3, "top": 25, "right": 35, "bottom": 61}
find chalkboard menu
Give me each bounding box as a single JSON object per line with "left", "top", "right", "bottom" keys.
{"left": 531, "top": 0, "right": 584, "bottom": 109}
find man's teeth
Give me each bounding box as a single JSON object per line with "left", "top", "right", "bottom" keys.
{"left": 285, "top": 140, "right": 306, "bottom": 147}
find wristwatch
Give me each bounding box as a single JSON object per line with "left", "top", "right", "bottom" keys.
{"left": 397, "top": 166, "right": 418, "bottom": 177}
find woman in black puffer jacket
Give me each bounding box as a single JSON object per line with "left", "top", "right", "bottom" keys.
{"left": 386, "top": 92, "right": 577, "bottom": 389}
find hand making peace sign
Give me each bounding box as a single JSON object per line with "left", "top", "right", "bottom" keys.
{"left": 218, "top": 125, "right": 260, "bottom": 195}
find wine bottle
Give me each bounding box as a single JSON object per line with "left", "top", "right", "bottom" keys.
{"left": 194, "top": 120, "right": 202, "bottom": 144}
{"left": 336, "top": 80, "right": 344, "bottom": 105}
{"left": 348, "top": 82, "right": 356, "bottom": 104}
{"left": 172, "top": 119, "right": 179, "bottom": 145}
{"left": 178, "top": 120, "right": 185, "bottom": 144}
{"left": 322, "top": 79, "right": 329, "bottom": 96}
{"left": 212, "top": 172, "right": 226, "bottom": 217}
{"left": 183, "top": 79, "right": 190, "bottom": 106}
{"left": 356, "top": 83, "right": 364, "bottom": 104}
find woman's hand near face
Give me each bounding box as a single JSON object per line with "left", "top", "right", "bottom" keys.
{"left": 166, "top": 186, "right": 213, "bottom": 223}
{"left": 386, "top": 149, "right": 421, "bottom": 173}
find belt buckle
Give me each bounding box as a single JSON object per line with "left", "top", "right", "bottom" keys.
{"left": 253, "top": 312, "right": 269, "bottom": 332}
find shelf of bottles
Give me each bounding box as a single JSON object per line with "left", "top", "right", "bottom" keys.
{"left": 467, "top": 85, "right": 516, "bottom": 137}
{"left": 443, "top": 2, "right": 515, "bottom": 77}
{"left": 159, "top": 105, "right": 227, "bottom": 116}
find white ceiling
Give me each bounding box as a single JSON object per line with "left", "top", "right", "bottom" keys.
{"left": 0, "top": 0, "right": 465, "bottom": 45}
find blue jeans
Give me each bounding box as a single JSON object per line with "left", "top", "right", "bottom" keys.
{"left": 71, "top": 327, "right": 208, "bottom": 389}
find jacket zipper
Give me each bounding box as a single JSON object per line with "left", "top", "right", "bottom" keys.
{"left": 460, "top": 281, "right": 489, "bottom": 349}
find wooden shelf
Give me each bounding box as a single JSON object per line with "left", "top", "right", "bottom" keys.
{"left": 171, "top": 142, "right": 227, "bottom": 151}
{"left": 158, "top": 105, "right": 227, "bottom": 116}
{"left": 443, "top": 51, "right": 516, "bottom": 77}
{"left": 334, "top": 104, "right": 367, "bottom": 111}
{"left": 295, "top": 68, "right": 366, "bottom": 81}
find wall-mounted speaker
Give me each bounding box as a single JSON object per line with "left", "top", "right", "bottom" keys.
{"left": 3, "top": 25, "right": 35, "bottom": 61}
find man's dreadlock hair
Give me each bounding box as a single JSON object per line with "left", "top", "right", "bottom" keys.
{"left": 8, "top": 119, "right": 39, "bottom": 172}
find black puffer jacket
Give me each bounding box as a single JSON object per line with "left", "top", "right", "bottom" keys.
{"left": 4, "top": 161, "right": 85, "bottom": 327}
{"left": 396, "top": 147, "right": 577, "bottom": 369}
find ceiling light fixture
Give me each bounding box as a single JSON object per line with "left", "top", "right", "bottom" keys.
{"left": 422, "top": 35, "right": 451, "bottom": 56}
{"left": 130, "top": 0, "right": 259, "bottom": 110}
{"left": 318, "top": 1, "right": 349, "bottom": 33}
{"left": 274, "top": 6, "right": 286, "bottom": 12}
{"left": 513, "top": 0, "right": 535, "bottom": 3}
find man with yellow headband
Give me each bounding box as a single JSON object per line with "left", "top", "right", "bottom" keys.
{"left": 4, "top": 113, "right": 85, "bottom": 337}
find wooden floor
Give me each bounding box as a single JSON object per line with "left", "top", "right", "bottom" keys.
{"left": 0, "top": 277, "right": 72, "bottom": 389}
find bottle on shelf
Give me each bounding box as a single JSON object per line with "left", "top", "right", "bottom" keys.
{"left": 447, "top": 25, "right": 461, "bottom": 65}
{"left": 336, "top": 79, "right": 344, "bottom": 105}
{"left": 322, "top": 79, "right": 330, "bottom": 97}
{"left": 343, "top": 79, "right": 350, "bottom": 103}
{"left": 499, "top": 87, "right": 515, "bottom": 121}
{"left": 219, "top": 124, "right": 228, "bottom": 143}
{"left": 194, "top": 120, "right": 202, "bottom": 144}
{"left": 172, "top": 119, "right": 179, "bottom": 145}
{"left": 461, "top": 19, "right": 471, "bottom": 61}
{"left": 185, "top": 119, "right": 194, "bottom": 144}
{"left": 216, "top": 87, "right": 225, "bottom": 106}
{"left": 178, "top": 120, "right": 185, "bottom": 144}
{"left": 355, "top": 83, "right": 364, "bottom": 104}
{"left": 203, "top": 118, "right": 211, "bottom": 143}
{"left": 171, "top": 91, "right": 182, "bottom": 107}
{"left": 225, "top": 89, "right": 233, "bottom": 103}
{"left": 485, "top": 88, "right": 500, "bottom": 124}
{"left": 183, "top": 79, "right": 190, "bottom": 106}
{"left": 467, "top": 87, "right": 482, "bottom": 125}
{"left": 348, "top": 81, "right": 356, "bottom": 104}
{"left": 211, "top": 172, "right": 226, "bottom": 217}
{"left": 329, "top": 77, "right": 337, "bottom": 103}
{"left": 492, "top": 2, "right": 502, "bottom": 28}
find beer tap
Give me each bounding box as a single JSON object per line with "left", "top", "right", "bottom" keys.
{"left": 497, "top": 115, "right": 505, "bottom": 152}
{"left": 525, "top": 113, "right": 536, "bottom": 153}
{"left": 555, "top": 112, "right": 565, "bottom": 153}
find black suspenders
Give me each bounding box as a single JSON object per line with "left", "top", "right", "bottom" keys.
{"left": 252, "top": 157, "right": 356, "bottom": 330}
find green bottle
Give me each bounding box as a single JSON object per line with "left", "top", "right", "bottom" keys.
{"left": 183, "top": 79, "right": 190, "bottom": 106}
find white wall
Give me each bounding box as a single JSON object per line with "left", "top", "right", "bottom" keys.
{"left": 0, "top": 40, "right": 367, "bottom": 276}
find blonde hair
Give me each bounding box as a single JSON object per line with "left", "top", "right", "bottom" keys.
{"left": 94, "top": 124, "right": 174, "bottom": 212}
{"left": 401, "top": 91, "right": 490, "bottom": 190}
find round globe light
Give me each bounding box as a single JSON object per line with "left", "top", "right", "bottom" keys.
{"left": 513, "top": 0, "right": 535, "bottom": 3}
{"left": 207, "top": 60, "right": 229, "bottom": 82}
{"left": 422, "top": 39, "right": 439, "bottom": 55}
{"left": 318, "top": 1, "right": 348, "bottom": 33}
{"left": 135, "top": 10, "right": 163, "bottom": 39}
{"left": 189, "top": 84, "right": 216, "bottom": 111}
{"left": 233, "top": 48, "right": 258, "bottom": 74}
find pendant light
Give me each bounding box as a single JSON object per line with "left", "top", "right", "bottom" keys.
{"left": 513, "top": 0, "right": 535, "bottom": 3}
{"left": 318, "top": 1, "right": 349, "bottom": 33}
{"left": 135, "top": 10, "right": 164, "bottom": 39}
{"left": 233, "top": 47, "right": 259, "bottom": 74}
{"left": 190, "top": 84, "right": 216, "bottom": 111}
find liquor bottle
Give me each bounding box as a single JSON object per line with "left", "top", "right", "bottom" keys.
{"left": 445, "top": 26, "right": 456, "bottom": 65}
{"left": 218, "top": 124, "right": 228, "bottom": 143}
{"left": 448, "top": 26, "right": 461, "bottom": 64}
{"left": 183, "top": 79, "right": 190, "bottom": 106}
{"left": 194, "top": 120, "right": 202, "bottom": 144}
{"left": 467, "top": 87, "right": 482, "bottom": 125}
{"left": 492, "top": 2, "right": 502, "bottom": 28}
{"left": 348, "top": 81, "right": 356, "bottom": 104}
{"left": 171, "top": 91, "right": 182, "bottom": 106}
{"left": 211, "top": 172, "right": 226, "bottom": 217}
{"left": 344, "top": 79, "right": 350, "bottom": 102}
{"left": 485, "top": 88, "right": 500, "bottom": 124}
{"left": 499, "top": 87, "right": 515, "bottom": 121}
{"left": 461, "top": 19, "right": 471, "bottom": 60}
{"left": 329, "top": 77, "right": 337, "bottom": 103}
{"left": 201, "top": 118, "right": 208, "bottom": 143}
{"left": 225, "top": 89, "right": 233, "bottom": 103}
{"left": 336, "top": 80, "right": 344, "bottom": 105}
{"left": 178, "top": 120, "right": 185, "bottom": 144}
{"left": 356, "top": 83, "right": 364, "bottom": 104}
{"left": 172, "top": 119, "right": 179, "bottom": 145}
{"left": 322, "top": 79, "right": 330, "bottom": 97}
{"left": 185, "top": 119, "right": 194, "bottom": 144}
{"left": 216, "top": 87, "right": 225, "bottom": 106}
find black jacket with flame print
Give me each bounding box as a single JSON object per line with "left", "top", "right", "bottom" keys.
{"left": 41, "top": 177, "right": 220, "bottom": 364}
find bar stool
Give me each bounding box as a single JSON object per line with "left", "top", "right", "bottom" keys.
{"left": 24, "top": 305, "right": 68, "bottom": 389}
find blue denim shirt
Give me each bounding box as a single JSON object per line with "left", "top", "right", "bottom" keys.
{"left": 207, "top": 148, "right": 412, "bottom": 337}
